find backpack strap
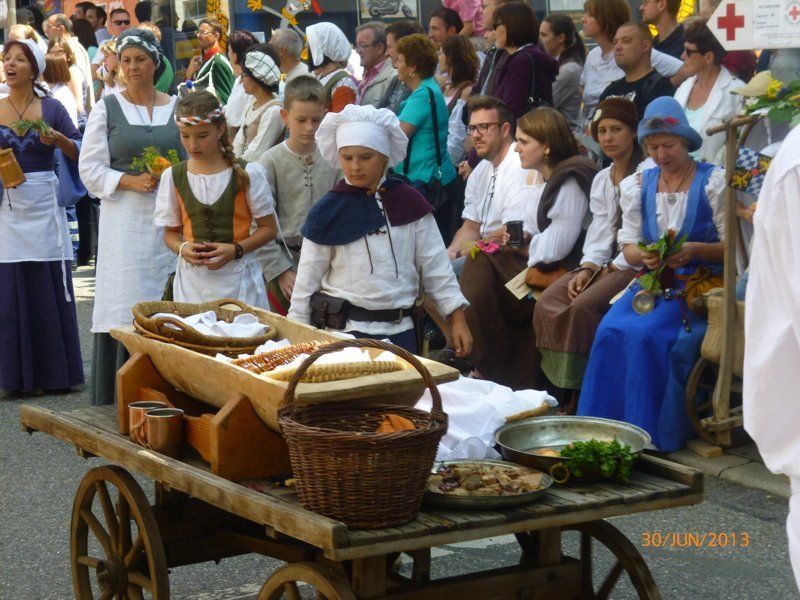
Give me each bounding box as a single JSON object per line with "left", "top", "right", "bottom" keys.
{"left": 402, "top": 86, "right": 443, "bottom": 180}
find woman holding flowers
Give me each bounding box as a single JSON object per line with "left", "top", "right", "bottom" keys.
{"left": 154, "top": 91, "right": 277, "bottom": 306}
{"left": 0, "top": 40, "right": 83, "bottom": 395}
{"left": 578, "top": 96, "right": 727, "bottom": 452}
{"left": 80, "top": 28, "right": 182, "bottom": 405}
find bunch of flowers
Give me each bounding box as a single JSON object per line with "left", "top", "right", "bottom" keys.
{"left": 468, "top": 239, "right": 501, "bottom": 259}
{"left": 744, "top": 77, "right": 800, "bottom": 129}
{"left": 130, "top": 146, "right": 181, "bottom": 177}
{"left": 637, "top": 228, "right": 688, "bottom": 296}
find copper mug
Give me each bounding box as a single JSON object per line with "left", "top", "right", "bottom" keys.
{"left": 143, "top": 408, "right": 185, "bottom": 459}
{"left": 129, "top": 401, "right": 167, "bottom": 444}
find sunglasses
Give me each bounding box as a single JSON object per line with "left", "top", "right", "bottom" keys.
{"left": 113, "top": 19, "right": 131, "bottom": 25}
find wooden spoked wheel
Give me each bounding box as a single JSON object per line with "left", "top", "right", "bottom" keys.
{"left": 563, "top": 521, "right": 660, "bottom": 600}
{"left": 257, "top": 563, "right": 356, "bottom": 600}
{"left": 685, "top": 358, "right": 748, "bottom": 447}
{"left": 70, "top": 465, "right": 169, "bottom": 599}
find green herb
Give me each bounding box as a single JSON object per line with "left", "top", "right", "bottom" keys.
{"left": 10, "top": 118, "right": 51, "bottom": 136}
{"left": 559, "top": 438, "right": 636, "bottom": 482}
{"left": 130, "top": 146, "right": 181, "bottom": 173}
{"left": 636, "top": 228, "right": 687, "bottom": 296}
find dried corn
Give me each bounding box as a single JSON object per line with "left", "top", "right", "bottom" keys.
{"left": 264, "top": 360, "right": 404, "bottom": 383}
{"left": 231, "top": 341, "right": 327, "bottom": 374}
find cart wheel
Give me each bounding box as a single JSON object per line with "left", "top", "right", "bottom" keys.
{"left": 563, "top": 521, "right": 660, "bottom": 600}
{"left": 258, "top": 563, "right": 355, "bottom": 600}
{"left": 71, "top": 465, "right": 169, "bottom": 599}
{"left": 685, "top": 358, "right": 748, "bottom": 448}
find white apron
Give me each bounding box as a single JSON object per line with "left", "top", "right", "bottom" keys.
{"left": 172, "top": 252, "right": 267, "bottom": 308}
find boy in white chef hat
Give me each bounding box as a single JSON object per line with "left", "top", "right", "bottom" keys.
{"left": 287, "top": 104, "right": 472, "bottom": 356}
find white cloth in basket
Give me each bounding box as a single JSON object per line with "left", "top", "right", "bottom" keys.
{"left": 152, "top": 311, "right": 268, "bottom": 338}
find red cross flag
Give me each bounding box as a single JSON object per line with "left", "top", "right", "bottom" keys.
{"left": 709, "top": 0, "right": 800, "bottom": 50}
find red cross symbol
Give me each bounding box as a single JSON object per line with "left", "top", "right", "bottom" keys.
{"left": 788, "top": 3, "right": 800, "bottom": 24}
{"left": 717, "top": 3, "right": 745, "bottom": 41}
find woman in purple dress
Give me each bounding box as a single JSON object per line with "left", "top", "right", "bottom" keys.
{"left": 0, "top": 40, "right": 83, "bottom": 395}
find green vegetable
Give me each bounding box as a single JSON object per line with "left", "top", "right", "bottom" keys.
{"left": 636, "top": 228, "right": 688, "bottom": 296}
{"left": 559, "top": 438, "right": 636, "bottom": 482}
{"left": 11, "top": 118, "right": 51, "bottom": 136}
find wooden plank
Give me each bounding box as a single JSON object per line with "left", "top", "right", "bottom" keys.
{"left": 19, "top": 405, "right": 348, "bottom": 550}
{"left": 636, "top": 453, "right": 704, "bottom": 492}
{"left": 352, "top": 555, "right": 387, "bottom": 598}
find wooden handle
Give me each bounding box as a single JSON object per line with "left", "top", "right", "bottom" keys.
{"left": 281, "top": 338, "right": 443, "bottom": 414}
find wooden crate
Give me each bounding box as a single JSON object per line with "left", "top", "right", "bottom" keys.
{"left": 117, "top": 352, "right": 292, "bottom": 481}
{"left": 111, "top": 311, "right": 459, "bottom": 433}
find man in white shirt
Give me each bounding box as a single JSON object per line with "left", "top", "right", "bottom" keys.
{"left": 355, "top": 22, "right": 395, "bottom": 108}
{"left": 447, "top": 96, "right": 527, "bottom": 264}
{"left": 45, "top": 13, "right": 95, "bottom": 111}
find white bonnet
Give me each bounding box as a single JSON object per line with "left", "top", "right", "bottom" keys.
{"left": 316, "top": 104, "right": 408, "bottom": 168}
{"left": 306, "top": 22, "right": 351, "bottom": 66}
{"left": 11, "top": 39, "right": 46, "bottom": 76}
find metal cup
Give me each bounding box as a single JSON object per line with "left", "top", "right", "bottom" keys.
{"left": 144, "top": 408, "right": 185, "bottom": 459}
{"left": 128, "top": 401, "right": 167, "bottom": 444}
{"left": 632, "top": 289, "right": 656, "bottom": 314}
{"left": 505, "top": 220, "right": 524, "bottom": 247}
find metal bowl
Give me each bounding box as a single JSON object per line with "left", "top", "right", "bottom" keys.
{"left": 494, "top": 416, "right": 651, "bottom": 483}
{"left": 423, "top": 459, "right": 552, "bottom": 509}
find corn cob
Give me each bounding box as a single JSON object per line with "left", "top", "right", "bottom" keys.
{"left": 264, "top": 360, "right": 404, "bottom": 383}
{"left": 231, "top": 341, "right": 327, "bottom": 374}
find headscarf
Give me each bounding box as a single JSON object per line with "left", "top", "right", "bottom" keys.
{"left": 116, "top": 28, "right": 162, "bottom": 67}
{"left": 306, "top": 22, "right": 351, "bottom": 67}
{"left": 242, "top": 49, "right": 281, "bottom": 87}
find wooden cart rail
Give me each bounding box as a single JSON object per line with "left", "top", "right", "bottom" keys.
{"left": 20, "top": 404, "right": 703, "bottom": 563}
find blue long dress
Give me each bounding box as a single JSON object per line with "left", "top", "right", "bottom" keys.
{"left": 578, "top": 163, "right": 720, "bottom": 451}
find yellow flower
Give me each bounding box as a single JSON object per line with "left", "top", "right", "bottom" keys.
{"left": 765, "top": 78, "right": 784, "bottom": 100}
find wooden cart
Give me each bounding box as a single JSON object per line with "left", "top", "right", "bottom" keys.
{"left": 20, "top": 404, "right": 703, "bottom": 600}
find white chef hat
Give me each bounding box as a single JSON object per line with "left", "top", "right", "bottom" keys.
{"left": 316, "top": 104, "right": 409, "bottom": 168}
{"left": 306, "top": 22, "right": 352, "bottom": 66}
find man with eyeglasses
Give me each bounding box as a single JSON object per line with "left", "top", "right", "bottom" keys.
{"left": 447, "top": 96, "right": 526, "bottom": 267}
{"left": 355, "top": 22, "right": 395, "bottom": 108}
{"left": 184, "top": 18, "right": 235, "bottom": 104}
{"left": 92, "top": 8, "right": 132, "bottom": 80}
{"left": 639, "top": 0, "right": 684, "bottom": 59}
{"left": 46, "top": 13, "right": 95, "bottom": 110}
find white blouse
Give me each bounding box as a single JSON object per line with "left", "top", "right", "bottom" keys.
{"left": 232, "top": 97, "right": 284, "bottom": 165}
{"left": 581, "top": 166, "right": 632, "bottom": 270}
{"left": 153, "top": 162, "right": 275, "bottom": 228}
{"left": 617, "top": 166, "right": 727, "bottom": 247}
{"left": 223, "top": 76, "right": 248, "bottom": 128}
{"left": 288, "top": 211, "right": 468, "bottom": 335}
{"left": 523, "top": 178, "right": 588, "bottom": 267}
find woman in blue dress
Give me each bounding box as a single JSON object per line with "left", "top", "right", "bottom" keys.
{"left": 0, "top": 40, "right": 83, "bottom": 395}
{"left": 578, "top": 97, "right": 727, "bottom": 452}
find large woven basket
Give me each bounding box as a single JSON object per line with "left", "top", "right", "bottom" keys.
{"left": 132, "top": 298, "right": 277, "bottom": 356}
{"left": 278, "top": 339, "right": 447, "bottom": 529}
{"left": 700, "top": 289, "right": 745, "bottom": 378}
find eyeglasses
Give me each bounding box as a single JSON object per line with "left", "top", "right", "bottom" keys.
{"left": 683, "top": 48, "right": 703, "bottom": 55}
{"left": 466, "top": 122, "right": 501, "bottom": 136}
{"left": 112, "top": 19, "right": 130, "bottom": 26}
{"left": 356, "top": 42, "right": 380, "bottom": 50}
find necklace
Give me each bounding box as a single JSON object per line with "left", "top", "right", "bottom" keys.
{"left": 126, "top": 90, "right": 156, "bottom": 133}
{"left": 660, "top": 161, "right": 695, "bottom": 205}
{"left": 8, "top": 95, "right": 35, "bottom": 121}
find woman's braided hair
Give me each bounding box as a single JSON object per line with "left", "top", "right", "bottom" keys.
{"left": 175, "top": 90, "right": 250, "bottom": 192}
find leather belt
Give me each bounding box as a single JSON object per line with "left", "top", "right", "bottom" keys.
{"left": 348, "top": 305, "right": 414, "bottom": 323}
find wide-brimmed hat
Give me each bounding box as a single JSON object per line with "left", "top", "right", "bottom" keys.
{"left": 591, "top": 97, "right": 639, "bottom": 142}
{"left": 732, "top": 70, "right": 771, "bottom": 97}
{"left": 316, "top": 104, "right": 408, "bottom": 168}
{"left": 637, "top": 96, "right": 702, "bottom": 152}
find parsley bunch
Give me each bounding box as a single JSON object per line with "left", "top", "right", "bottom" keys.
{"left": 559, "top": 438, "right": 636, "bottom": 482}
{"left": 637, "top": 228, "right": 687, "bottom": 296}
{"left": 10, "top": 118, "right": 51, "bottom": 136}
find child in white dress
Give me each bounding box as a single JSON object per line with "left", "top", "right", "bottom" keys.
{"left": 154, "top": 91, "right": 278, "bottom": 307}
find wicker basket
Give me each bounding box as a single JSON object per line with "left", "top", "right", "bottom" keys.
{"left": 700, "top": 289, "right": 745, "bottom": 378}
{"left": 278, "top": 339, "right": 447, "bottom": 529}
{"left": 132, "top": 298, "right": 277, "bottom": 356}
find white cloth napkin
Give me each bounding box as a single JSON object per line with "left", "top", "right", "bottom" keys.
{"left": 153, "top": 311, "right": 268, "bottom": 338}
{"left": 415, "top": 377, "right": 557, "bottom": 461}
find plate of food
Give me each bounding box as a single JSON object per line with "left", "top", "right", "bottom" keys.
{"left": 424, "top": 459, "right": 552, "bottom": 509}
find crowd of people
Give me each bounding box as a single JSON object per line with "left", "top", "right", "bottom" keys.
{"left": 0, "top": 0, "right": 778, "bottom": 453}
